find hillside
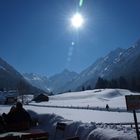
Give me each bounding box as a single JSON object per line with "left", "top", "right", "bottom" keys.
{"left": 60, "top": 39, "right": 140, "bottom": 92}
{"left": 31, "top": 88, "right": 140, "bottom": 110}
{"left": 23, "top": 73, "right": 49, "bottom": 92}
{"left": 24, "top": 69, "right": 79, "bottom": 94}
{"left": 22, "top": 39, "right": 140, "bottom": 94}
{"left": 0, "top": 57, "right": 44, "bottom": 94}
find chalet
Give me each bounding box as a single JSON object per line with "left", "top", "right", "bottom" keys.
{"left": 33, "top": 93, "right": 49, "bottom": 102}
{"left": 0, "top": 90, "right": 19, "bottom": 104}
{"left": 2, "top": 90, "right": 18, "bottom": 104}
{"left": 5, "top": 92, "right": 18, "bottom": 104}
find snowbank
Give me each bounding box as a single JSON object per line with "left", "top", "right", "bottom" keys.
{"left": 27, "top": 110, "right": 136, "bottom": 140}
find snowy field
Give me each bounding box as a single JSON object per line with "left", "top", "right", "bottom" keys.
{"left": 29, "top": 89, "right": 140, "bottom": 123}
{"left": 0, "top": 89, "right": 140, "bottom": 140}
{"left": 31, "top": 89, "right": 138, "bottom": 108}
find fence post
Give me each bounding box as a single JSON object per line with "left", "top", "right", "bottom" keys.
{"left": 133, "top": 110, "right": 140, "bottom": 140}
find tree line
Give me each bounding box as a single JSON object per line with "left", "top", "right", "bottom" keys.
{"left": 81, "top": 76, "right": 140, "bottom": 92}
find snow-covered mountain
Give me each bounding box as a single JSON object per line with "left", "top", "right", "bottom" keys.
{"left": 0, "top": 57, "right": 24, "bottom": 90}
{"left": 47, "top": 69, "right": 79, "bottom": 93}
{"left": 60, "top": 39, "right": 140, "bottom": 92}
{"left": 23, "top": 69, "right": 79, "bottom": 94}
{"left": 59, "top": 48, "right": 124, "bottom": 92}
{"left": 23, "top": 39, "right": 140, "bottom": 94}
{"left": 0, "top": 57, "right": 44, "bottom": 94}
{"left": 23, "top": 73, "right": 49, "bottom": 92}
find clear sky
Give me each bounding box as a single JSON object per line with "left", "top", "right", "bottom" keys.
{"left": 0, "top": 0, "right": 140, "bottom": 76}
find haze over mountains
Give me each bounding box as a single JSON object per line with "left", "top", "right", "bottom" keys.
{"left": 24, "top": 39, "right": 140, "bottom": 94}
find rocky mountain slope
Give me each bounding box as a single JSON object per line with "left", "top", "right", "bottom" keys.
{"left": 23, "top": 39, "right": 140, "bottom": 94}
{"left": 0, "top": 57, "right": 44, "bottom": 94}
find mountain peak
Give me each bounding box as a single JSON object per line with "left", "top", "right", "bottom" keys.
{"left": 62, "top": 69, "right": 79, "bottom": 75}
{"left": 22, "top": 38, "right": 140, "bottom": 94}
{"left": 62, "top": 69, "right": 70, "bottom": 73}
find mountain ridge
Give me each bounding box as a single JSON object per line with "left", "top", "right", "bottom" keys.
{"left": 0, "top": 57, "right": 45, "bottom": 94}
{"left": 23, "top": 38, "right": 140, "bottom": 94}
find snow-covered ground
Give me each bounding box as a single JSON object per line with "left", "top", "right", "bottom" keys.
{"left": 31, "top": 89, "right": 136, "bottom": 108}
{"left": 28, "top": 89, "right": 140, "bottom": 123}
{"left": 0, "top": 89, "right": 140, "bottom": 140}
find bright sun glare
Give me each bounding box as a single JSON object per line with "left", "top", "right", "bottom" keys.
{"left": 71, "top": 13, "right": 84, "bottom": 28}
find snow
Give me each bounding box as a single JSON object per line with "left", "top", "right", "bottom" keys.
{"left": 0, "top": 65, "right": 6, "bottom": 71}
{"left": 30, "top": 89, "right": 138, "bottom": 109}
{"left": 26, "top": 106, "right": 136, "bottom": 123}
{"left": 104, "top": 67, "right": 108, "bottom": 71}
{"left": 0, "top": 89, "right": 139, "bottom": 140}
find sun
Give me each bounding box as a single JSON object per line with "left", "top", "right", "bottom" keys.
{"left": 71, "top": 13, "right": 84, "bottom": 28}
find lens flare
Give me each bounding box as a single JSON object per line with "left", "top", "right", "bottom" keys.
{"left": 79, "top": 0, "right": 84, "bottom": 7}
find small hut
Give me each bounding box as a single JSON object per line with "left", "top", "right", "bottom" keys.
{"left": 5, "top": 93, "right": 18, "bottom": 104}
{"left": 33, "top": 93, "right": 49, "bottom": 102}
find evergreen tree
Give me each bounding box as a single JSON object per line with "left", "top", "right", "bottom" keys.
{"left": 109, "top": 79, "right": 118, "bottom": 88}
{"left": 95, "top": 77, "right": 108, "bottom": 89}
{"left": 82, "top": 86, "right": 85, "bottom": 91}
{"left": 130, "top": 77, "right": 136, "bottom": 91}
{"left": 118, "top": 76, "right": 128, "bottom": 89}
{"left": 86, "top": 85, "right": 91, "bottom": 90}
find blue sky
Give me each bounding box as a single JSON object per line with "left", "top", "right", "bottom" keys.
{"left": 0, "top": 0, "right": 140, "bottom": 76}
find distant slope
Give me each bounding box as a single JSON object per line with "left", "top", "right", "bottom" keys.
{"left": 0, "top": 57, "right": 44, "bottom": 94}
{"left": 61, "top": 39, "right": 140, "bottom": 92}
{"left": 47, "top": 69, "right": 79, "bottom": 93}
{"left": 24, "top": 69, "right": 79, "bottom": 94}
{"left": 23, "top": 73, "right": 49, "bottom": 92}
{"left": 32, "top": 88, "right": 140, "bottom": 108}
{"left": 23, "top": 38, "right": 140, "bottom": 94}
